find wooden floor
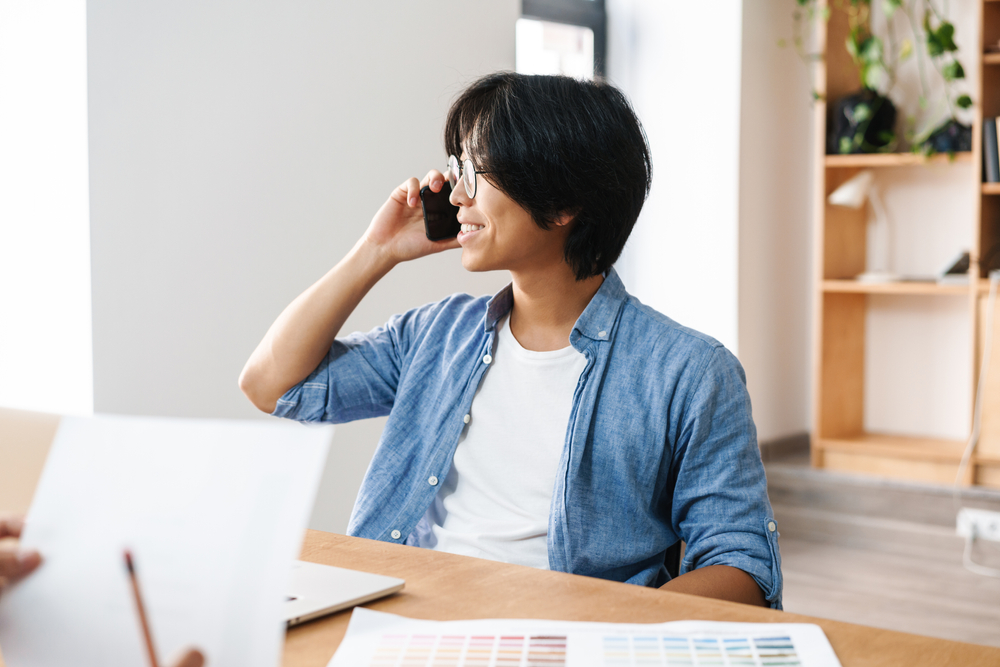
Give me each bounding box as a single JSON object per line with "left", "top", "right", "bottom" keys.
{"left": 767, "top": 451, "right": 1000, "bottom": 648}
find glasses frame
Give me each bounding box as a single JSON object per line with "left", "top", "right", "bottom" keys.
{"left": 447, "top": 154, "right": 493, "bottom": 199}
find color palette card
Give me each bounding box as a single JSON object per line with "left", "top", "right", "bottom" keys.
{"left": 328, "top": 608, "right": 842, "bottom": 667}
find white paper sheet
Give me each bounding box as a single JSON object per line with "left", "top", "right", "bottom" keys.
{"left": 329, "top": 608, "right": 843, "bottom": 667}
{"left": 0, "top": 414, "right": 331, "bottom": 667}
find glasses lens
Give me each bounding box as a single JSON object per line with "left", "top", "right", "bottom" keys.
{"left": 447, "top": 155, "right": 459, "bottom": 187}
{"left": 463, "top": 158, "right": 476, "bottom": 198}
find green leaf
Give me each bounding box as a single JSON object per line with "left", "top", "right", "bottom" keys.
{"left": 877, "top": 130, "right": 895, "bottom": 144}
{"left": 882, "top": 0, "right": 898, "bottom": 18}
{"left": 821, "top": 7, "right": 831, "bottom": 20}
{"left": 864, "top": 64, "right": 884, "bottom": 90}
{"left": 956, "top": 94, "right": 973, "bottom": 109}
{"left": 846, "top": 34, "right": 859, "bottom": 60}
{"left": 900, "top": 38, "right": 913, "bottom": 61}
{"left": 938, "top": 22, "right": 958, "bottom": 52}
{"left": 919, "top": 96, "right": 928, "bottom": 109}
{"left": 943, "top": 61, "right": 965, "bottom": 81}
{"left": 854, "top": 103, "right": 872, "bottom": 122}
{"left": 860, "top": 37, "right": 883, "bottom": 63}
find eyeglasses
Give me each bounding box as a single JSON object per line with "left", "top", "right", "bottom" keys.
{"left": 446, "top": 154, "right": 493, "bottom": 199}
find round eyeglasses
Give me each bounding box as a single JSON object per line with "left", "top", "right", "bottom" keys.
{"left": 446, "top": 154, "right": 492, "bottom": 199}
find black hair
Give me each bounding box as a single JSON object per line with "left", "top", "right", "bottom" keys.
{"left": 444, "top": 72, "right": 652, "bottom": 280}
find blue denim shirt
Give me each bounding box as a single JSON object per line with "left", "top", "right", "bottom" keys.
{"left": 273, "top": 269, "right": 782, "bottom": 608}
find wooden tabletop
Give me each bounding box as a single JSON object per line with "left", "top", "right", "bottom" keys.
{"left": 285, "top": 530, "right": 1000, "bottom": 667}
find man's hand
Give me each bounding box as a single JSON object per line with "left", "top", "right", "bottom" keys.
{"left": 660, "top": 564, "right": 768, "bottom": 607}
{"left": 240, "top": 169, "right": 460, "bottom": 414}
{"left": 362, "top": 169, "right": 461, "bottom": 265}
{"left": 0, "top": 515, "right": 41, "bottom": 595}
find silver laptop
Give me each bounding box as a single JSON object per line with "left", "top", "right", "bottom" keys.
{"left": 284, "top": 560, "right": 405, "bottom": 627}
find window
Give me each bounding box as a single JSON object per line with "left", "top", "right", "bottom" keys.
{"left": 517, "top": 0, "right": 606, "bottom": 80}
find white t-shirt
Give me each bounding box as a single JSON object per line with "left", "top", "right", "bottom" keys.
{"left": 419, "top": 316, "right": 588, "bottom": 569}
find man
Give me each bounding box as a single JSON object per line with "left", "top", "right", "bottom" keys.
{"left": 240, "top": 72, "right": 782, "bottom": 608}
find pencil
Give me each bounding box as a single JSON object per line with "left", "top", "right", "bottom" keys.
{"left": 124, "top": 549, "right": 161, "bottom": 667}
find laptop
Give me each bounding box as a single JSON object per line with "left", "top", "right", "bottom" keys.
{"left": 284, "top": 560, "right": 405, "bottom": 627}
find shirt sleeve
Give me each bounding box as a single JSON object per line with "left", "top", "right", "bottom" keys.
{"left": 271, "top": 313, "right": 409, "bottom": 424}
{"left": 670, "top": 346, "right": 783, "bottom": 609}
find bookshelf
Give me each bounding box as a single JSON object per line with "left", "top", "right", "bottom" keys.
{"left": 809, "top": 1, "right": 1000, "bottom": 488}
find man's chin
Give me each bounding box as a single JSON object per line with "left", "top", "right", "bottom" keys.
{"left": 460, "top": 252, "right": 494, "bottom": 273}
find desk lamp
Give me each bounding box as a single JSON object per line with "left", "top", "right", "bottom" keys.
{"left": 827, "top": 169, "right": 899, "bottom": 283}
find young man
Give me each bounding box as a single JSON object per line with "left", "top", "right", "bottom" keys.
{"left": 240, "top": 73, "right": 782, "bottom": 608}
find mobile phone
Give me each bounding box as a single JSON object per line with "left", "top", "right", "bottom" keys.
{"left": 420, "top": 181, "right": 461, "bottom": 241}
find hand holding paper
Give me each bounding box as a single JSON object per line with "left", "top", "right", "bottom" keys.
{"left": 0, "top": 515, "right": 41, "bottom": 594}
{"left": 0, "top": 415, "right": 331, "bottom": 667}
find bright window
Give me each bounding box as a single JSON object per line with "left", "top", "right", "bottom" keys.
{"left": 516, "top": 18, "right": 595, "bottom": 80}
{"left": 0, "top": 0, "right": 93, "bottom": 416}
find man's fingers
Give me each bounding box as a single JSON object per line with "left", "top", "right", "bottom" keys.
{"left": 171, "top": 648, "right": 205, "bottom": 667}
{"left": 0, "top": 515, "right": 24, "bottom": 540}
{"left": 403, "top": 177, "right": 422, "bottom": 208}
{"left": 422, "top": 169, "right": 446, "bottom": 194}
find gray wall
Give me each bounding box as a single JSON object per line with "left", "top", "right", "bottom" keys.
{"left": 87, "top": 1, "right": 517, "bottom": 532}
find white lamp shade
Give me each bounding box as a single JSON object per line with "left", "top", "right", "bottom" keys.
{"left": 828, "top": 169, "right": 875, "bottom": 209}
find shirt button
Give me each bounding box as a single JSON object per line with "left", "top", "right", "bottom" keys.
{"left": 463, "top": 414, "right": 471, "bottom": 424}
{"left": 483, "top": 354, "right": 492, "bottom": 364}
{"left": 598, "top": 330, "right": 607, "bottom": 338}
{"left": 428, "top": 476, "right": 439, "bottom": 486}
{"left": 390, "top": 529, "right": 401, "bottom": 540}
{"left": 767, "top": 521, "right": 776, "bottom": 533}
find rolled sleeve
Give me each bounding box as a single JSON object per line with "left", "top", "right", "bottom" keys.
{"left": 671, "top": 347, "right": 784, "bottom": 609}
{"left": 272, "top": 318, "right": 405, "bottom": 424}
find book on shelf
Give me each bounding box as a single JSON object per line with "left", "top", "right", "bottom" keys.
{"left": 984, "top": 118, "right": 999, "bottom": 183}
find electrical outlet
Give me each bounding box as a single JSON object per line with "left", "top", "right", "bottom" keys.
{"left": 956, "top": 508, "right": 1000, "bottom": 542}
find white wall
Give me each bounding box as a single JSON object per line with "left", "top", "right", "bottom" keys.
{"left": 861, "top": 0, "right": 978, "bottom": 440}
{"left": 736, "top": 1, "right": 814, "bottom": 443}
{"left": 608, "top": 0, "right": 744, "bottom": 354}
{"left": 86, "top": 1, "right": 517, "bottom": 533}
{"left": 0, "top": 0, "right": 93, "bottom": 417}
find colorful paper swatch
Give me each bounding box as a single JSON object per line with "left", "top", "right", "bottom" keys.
{"left": 368, "top": 632, "right": 568, "bottom": 667}
{"left": 601, "top": 633, "right": 801, "bottom": 667}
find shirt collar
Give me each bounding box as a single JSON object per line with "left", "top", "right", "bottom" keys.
{"left": 484, "top": 268, "right": 627, "bottom": 343}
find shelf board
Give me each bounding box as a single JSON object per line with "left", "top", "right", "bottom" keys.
{"left": 983, "top": 182, "right": 1000, "bottom": 194}
{"left": 822, "top": 279, "right": 971, "bottom": 295}
{"left": 825, "top": 152, "right": 972, "bottom": 167}
{"left": 985, "top": 52, "right": 1000, "bottom": 65}
{"left": 817, "top": 433, "right": 965, "bottom": 463}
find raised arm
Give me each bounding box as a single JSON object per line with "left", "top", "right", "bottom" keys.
{"left": 239, "top": 171, "right": 459, "bottom": 413}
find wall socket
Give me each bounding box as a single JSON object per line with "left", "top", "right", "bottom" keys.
{"left": 956, "top": 508, "right": 1000, "bottom": 542}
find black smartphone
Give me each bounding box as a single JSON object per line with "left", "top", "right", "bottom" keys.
{"left": 420, "top": 181, "right": 461, "bottom": 241}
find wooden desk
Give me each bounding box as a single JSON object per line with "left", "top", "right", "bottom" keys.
{"left": 286, "top": 530, "right": 1000, "bottom": 667}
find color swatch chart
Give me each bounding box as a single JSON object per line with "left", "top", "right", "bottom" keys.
{"left": 328, "top": 609, "right": 842, "bottom": 667}
{"left": 367, "top": 633, "right": 567, "bottom": 666}
{"left": 602, "top": 633, "right": 801, "bottom": 666}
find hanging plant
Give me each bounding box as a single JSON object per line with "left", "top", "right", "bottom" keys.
{"left": 783, "top": 0, "right": 972, "bottom": 155}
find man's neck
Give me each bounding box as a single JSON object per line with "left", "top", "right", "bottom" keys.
{"left": 507, "top": 265, "right": 604, "bottom": 352}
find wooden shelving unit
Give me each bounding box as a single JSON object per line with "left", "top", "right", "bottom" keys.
{"left": 809, "top": 1, "right": 1000, "bottom": 488}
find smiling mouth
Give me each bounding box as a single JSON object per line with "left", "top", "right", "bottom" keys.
{"left": 460, "top": 224, "right": 484, "bottom": 233}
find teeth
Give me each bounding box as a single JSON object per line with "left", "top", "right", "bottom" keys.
{"left": 460, "top": 224, "right": 484, "bottom": 233}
